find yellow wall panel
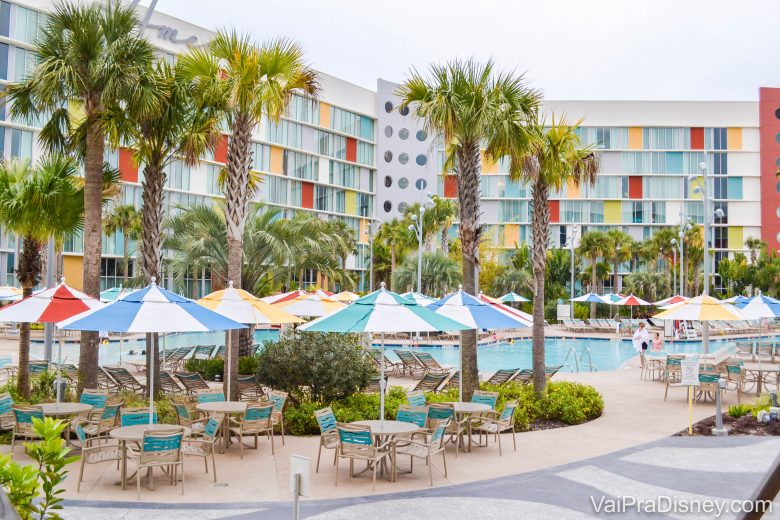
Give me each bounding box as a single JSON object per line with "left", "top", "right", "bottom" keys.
{"left": 504, "top": 224, "right": 519, "bottom": 247}
{"left": 319, "top": 102, "right": 331, "bottom": 128}
{"left": 628, "top": 127, "right": 643, "bottom": 150}
{"left": 270, "top": 147, "right": 284, "bottom": 174}
{"left": 688, "top": 178, "right": 703, "bottom": 200}
{"left": 727, "top": 128, "right": 742, "bottom": 151}
{"left": 359, "top": 219, "right": 368, "bottom": 243}
{"left": 481, "top": 152, "right": 499, "bottom": 174}
{"left": 63, "top": 256, "right": 84, "bottom": 291}
{"left": 728, "top": 226, "right": 743, "bottom": 250}
{"left": 604, "top": 201, "right": 622, "bottom": 224}
{"left": 345, "top": 190, "right": 357, "bottom": 215}
{"left": 566, "top": 180, "right": 581, "bottom": 199}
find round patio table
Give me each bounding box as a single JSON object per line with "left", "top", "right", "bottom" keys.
{"left": 444, "top": 402, "right": 492, "bottom": 452}
{"left": 352, "top": 420, "right": 419, "bottom": 481}
{"left": 110, "top": 424, "right": 190, "bottom": 490}
{"left": 40, "top": 402, "right": 92, "bottom": 417}
{"left": 196, "top": 401, "right": 248, "bottom": 453}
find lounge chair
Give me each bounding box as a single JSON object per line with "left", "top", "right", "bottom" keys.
{"left": 238, "top": 374, "right": 263, "bottom": 401}
{"left": 406, "top": 390, "right": 426, "bottom": 406}
{"left": 192, "top": 345, "right": 217, "bottom": 359}
{"left": 175, "top": 371, "right": 210, "bottom": 396}
{"left": 485, "top": 369, "right": 519, "bottom": 386}
{"left": 162, "top": 347, "right": 193, "bottom": 372}
{"left": 103, "top": 366, "right": 146, "bottom": 394}
{"left": 335, "top": 422, "right": 392, "bottom": 489}
{"left": 444, "top": 370, "right": 460, "bottom": 390}
{"left": 394, "top": 350, "right": 426, "bottom": 378}
{"left": 364, "top": 375, "right": 388, "bottom": 394}
{"left": 735, "top": 343, "right": 754, "bottom": 360}
{"left": 412, "top": 352, "right": 453, "bottom": 374}
{"left": 29, "top": 361, "right": 49, "bottom": 378}
{"left": 160, "top": 371, "right": 184, "bottom": 395}
{"left": 314, "top": 407, "right": 339, "bottom": 473}
{"left": 412, "top": 372, "right": 448, "bottom": 393}
{"left": 514, "top": 365, "right": 563, "bottom": 385}
{"left": 573, "top": 319, "right": 592, "bottom": 331}
{"left": 561, "top": 319, "right": 584, "bottom": 332}
{"left": 213, "top": 346, "right": 226, "bottom": 359}
{"left": 366, "top": 349, "right": 402, "bottom": 375}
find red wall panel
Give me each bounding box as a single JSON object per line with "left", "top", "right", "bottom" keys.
{"left": 301, "top": 182, "right": 314, "bottom": 209}
{"left": 118, "top": 148, "right": 138, "bottom": 183}
{"left": 549, "top": 200, "right": 560, "bottom": 223}
{"left": 345, "top": 137, "right": 357, "bottom": 162}
{"left": 629, "top": 176, "right": 642, "bottom": 199}
{"left": 215, "top": 134, "right": 229, "bottom": 164}
{"left": 443, "top": 176, "right": 458, "bottom": 198}
{"left": 690, "top": 127, "right": 704, "bottom": 150}
{"left": 759, "top": 88, "right": 780, "bottom": 250}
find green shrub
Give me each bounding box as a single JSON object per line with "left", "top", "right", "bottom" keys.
{"left": 752, "top": 394, "right": 773, "bottom": 418}
{"left": 183, "top": 356, "right": 260, "bottom": 381}
{"left": 117, "top": 391, "right": 177, "bottom": 424}
{"left": 257, "top": 331, "right": 375, "bottom": 404}
{"left": 728, "top": 404, "right": 753, "bottom": 418}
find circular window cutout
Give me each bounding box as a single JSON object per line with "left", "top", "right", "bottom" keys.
{"left": 398, "top": 202, "right": 408, "bottom": 214}
{"left": 384, "top": 126, "right": 393, "bottom": 138}
{"left": 398, "top": 177, "right": 409, "bottom": 189}
{"left": 776, "top": 108, "right": 780, "bottom": 119}
{"left": 399, "top": 153, "right": 409, "bottom": 165}
{"left": 384, "top": 101, "right": 393, "bottom": 113}
{"left": 415, "top": 178, "right": 428, "bottom": 191}
{"left": 384, "top": 151, "right": 393, "bottom": 163}
{"left": 399, "top": 105, "right": 409, "bottom": 116}
{"left": 383, "top": 200, "right": 393, "bottom": 213}
{"left": 416, "top": 130, "right": 428, "bottom": 141}
{"left": 399, "top": 128, "right": 409, "bottom": 140}
{"left": 384, "top": 175, "right": 393, "bottom": 188}
{"left": 415, "top": 154, "right": 427, "bottom": 166}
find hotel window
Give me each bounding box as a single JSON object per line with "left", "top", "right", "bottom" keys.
{"left": 206, "top": 165, "right": 221, "bottom": 195}
{"left": 330, "top": 161, "right": 359, "bottom": 189}
{"left": 263, "top": 175, "right": 288, "bottom": 205}
{"left": 359, "top": 116, "right": 374, "bottom": 141}
{"left": 317, "top": 131, "right": 346, "bottom": 159}
{"left": 714, "top": 204, "right": 728, "bottom": 224}
{"left": 0, "top": 2, "right": 9, "bottom": 38}
{"left": 590, "top": 202, "right": 604, "bottom": 223}
{"left": 13, "top": 6, "right": 45, "bottom": 44}
{"left": 481, "top": 176, "right": 499, "bottom": 197}
{"left": 621, "top": 177, "right": 629, "bottom": 198}
{"left": 358, "top": 193, "right": 371, "bottom": 217}
{"left": 590, "top": 177, "right": 621, "bottom": 198}
{"left": 284, "top": 151, "right": 317, "bottom": 180}
{"left": 499, "top": 200, "right": 527, "bottom": 222}
{"left": 625, "top": 201, "right": 644, "bottom": 224}
{"left": 712, "top": 152, "right": 727, "bottom": 175}
{"left": 683, "top": 202, "right": 704, "bottom": 224}
{"left": 290, "top": 181, "right": 301, "bottom": 207}
{"left": 0, "top": 43, "right": 7, "bottom": 80}
{"left": 331, "top": 107, "right": 360, "bottom": 136}
{"left": 575, "top": 127, "right": 627, "bottom": 149}
{"left": 713, "top": 176, "right": 728, "bottom": 200}
{"left": 165, "top": 160, "right": 190, "bottom": 190}
{"left": 642, "top": 128, "right": 689, "bottom": 150}
{"left": 13, "top": 46, "right": 36, "bottom": 82}
{"left": 561, "top": 201, "right": 583, "bottom": 223}
{"left": 285, "top": 95, "right": 319, "bottom": 125}
{"left": 713, "top": 227, "right": 728, "bottom": 249}
{"left": 10, "top": 129, "right": 32, "bottom": 159}
{"left": 651, "top": 202, "right": 666, "bottom": 223}
{"left": 644, "top": 177, "right": 682, "bottom": 199}
{"left": 357, "top": 142, "right": 374, "bottom": 166}
{"left": 711, "top": 128, "right": 727, "bottom": 150}
{"left": 251, "top": 142, "right": 270, "bottom": 172}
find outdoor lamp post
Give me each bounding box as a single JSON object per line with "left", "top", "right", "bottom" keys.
{"left": 671, "top": 238, "right": 677, "bottom": 295}
{"left": 408, "top": 193, "right": 434, "bottom": 294}
{"left": 567, "top": 224, "right": 579, "bottom": 319}
{"left": 365, "top": 220, "right": 376, "bottom": 293}
{"left": 678, "top": 214, "right": 692, "bottom": 297}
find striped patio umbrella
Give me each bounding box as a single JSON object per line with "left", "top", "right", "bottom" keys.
{"left": 601, "top": 293, "right": 625, "bottom": 304}
{"left": 736, "top": 295, "right": 780, "bottom": 319}
{"left": 499, "top": 292, "right": 530, "bottom": 303}
{"left": 400, "top": 291, "right": 437, "bottom": 306}
{"left": 332, "top": 291, "right": 360, "bottom": 302}
{"left": 273, "top": 294, "right": 346, "bottom": 317}
{"left": 60, "top": 279, "right": 246, "bottom": 423}
{"left": 570, "top": 293, "right": 608, "bottom": 304}
{"left": 478, "top": 293, "right": 533, "bottom": 324}
{"left": 0, "top": 280, "right": 103, "bottom": 402}
{"left": 263, "top": 289, "right": 334, "bottom": 305}
{"left": 724, "top": 295, "right": 750, "bottom": 305}
{"left": 300, "top": 283, "right": 471, "bottom": 420}
{"left": 0, "top": 286, "right": 22, "bottom": 301}
{"left": 100, "top": 286, "right": 132, "bottom": 303}
{"left": 653, "top": 295, "right": 689, "bottom": 307}
{"left": 615, "top": 294, "right": 652, "bottom": 307}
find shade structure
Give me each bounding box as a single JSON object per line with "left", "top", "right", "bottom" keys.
{"left": 100, "top": 286, "right": 132, "bottom": 303}
{"left": 570, "top": 293, "right": 608, "bottom": 304}
{"left": 736, "top": 295, "right": 780, "bottom": 319}
{"left": 60, "top": 280, "right": 246, "bottom": 425}
{"left": 300, "top": 285, "right": 472, "bottom": 421}
{"left": 0, "top": 286, "right": 22, "bottom": 301}
{"left": 400, "top": 291, "right": 437, "bottom": 306}
{"left": 499, "top": 292, "right": 530, "bottom": 303}
{"left": 0, "top": 281, "right": 103, "bottom": 402}
{"left": 263, "top": 289, "right": 334, "bottom": 305}
{"left": 478, "top": 293, "right": 533, "bottom": 325}
{"left": 600, "top": 293, "right": 625, "bottom": 304}
{"left": 332, "top": 291, "right": 360, "bottom": 302}
{"left": 273, "top": 294, "right": 346, "bottom": 317}
{"left": 653, "top": 295, "right": 689, "bottom": 307}
{"left": 614, "top": 294, "right": 652, "bottom": 307}
{"left": 653, "top": 295, "right": 753, "bottom": 321}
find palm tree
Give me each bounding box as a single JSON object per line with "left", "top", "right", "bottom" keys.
{"left": 325, "top": 220, "right": 357, "bottom": 289}
{"left": 578, "top": 230, "right": 611, "bottom": 318}
{"left": 376, "top": 219, "right": 413, "bottom": 289}
{"left": 606, "top": 229, "right": 632, "bottom": 294}
{"left": 392, "top": 252, "right": 461, "bottom": 296}
{"left": 179, "top": 33, "right": 319, "bottom": 398}
{"left": 624, "top": 270, "right": 669, "bottom": 303}
{"left": 490, "top": 267, "right": 533, "bottom": 298}
{"left": 398, "top": 59, "right": 540, "bottom": 399}
{"left": 513, "top": 118, "right": 599, "bottom": 394}
{"left": 651, "top": 227, "right": 678, "bottom": 295}
{"left": 745, "top": 237, "right": 765, "bottom": 266}
{"left": 0, "top": 157, "right": 84, "bottom": 397}
{"left": 6, "top": 2, "right": 156, "bottom": 392}
{"left": 103, "top": 204, "right": 141, "bottom": 283}
{"left": 429, "top": 196, "right": 458, "bottom": 254}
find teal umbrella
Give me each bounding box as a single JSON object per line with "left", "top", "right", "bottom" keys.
{"left": 301, "top": 283, "right": 472, "bottom": 420}
{"left": 100, "top": 286, "right": 131, "bottom": 303}
{"left": 499, "top": 292, "right": 530, "bottom": 303}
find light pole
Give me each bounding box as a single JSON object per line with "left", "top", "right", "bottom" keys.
{"left": 670, "top": 238, "right": 677, "bottom": 295}
{"left": 366, "top": 220, "right": 376, "bottom": 293}
{"left": 408, "top": 194, "right": 434, "bottom": 294}
{"left": 567, "top": 224, "right": 579, "bottom": 319}
{"left": 678, "top": 213, "right": 692, "bottom": 297}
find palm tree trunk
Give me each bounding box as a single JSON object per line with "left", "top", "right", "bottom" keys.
{"left": 456, "top": 141, "right": 481, "bottom": 400}
{"left": 224, "top": 114, "right": 253, "bottom": 401}
{"left": 531, "top": 181, "right": 549, "bottom": 395}
{"left": 590, "top": 258, "right": 598, "bottom": 319}
{"left": 389, "top": 249, "right": 397, "bottom": 291}
{"left": 78, "top": 118, "right": 104, "bottom": 394}
{"left": 141, "top": 162, "right": 165, "bottom": 398}
{"left": 441, "top": 227, "right": 449, "bottom": 255}
{"left": 613, "top": 257, "right": 619, "bottom": 294}
{"left": 16, "top": 236, "right": 42, "bottom": 399}
{"left": 123, "top": 232, "right": 130, "bottom": 283}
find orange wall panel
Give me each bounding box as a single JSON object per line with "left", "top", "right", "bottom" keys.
{"left": 549, "top": 200, "right": 560, "bottom": 223}
{"left": 691, "top": 127, "right": 704, "bottom": 149}
{"left": 215, "top": 134, "right": 228, "bottom": 164}
{"left": 628, "top": 127, "right": 643, "bottom": 149}
{"left": 118, "top": 148, "right": 138, "bottom": 183}
{"left": 628, "top": 176, "right": 642, "bottom": 199}
{"left": 319, "top": 102, "right": 331, "bottom": 128}
{"left": 301, "top": 182, "right": 314, "bottom": 209}
{"left": 270, "top": 147, "right": 284, "bottom": 174}
{"left": 444, "top": 176, "right": 458, "bottom": 198}
{"left": 346, "top": 137, "right": 357, "bottom": 162}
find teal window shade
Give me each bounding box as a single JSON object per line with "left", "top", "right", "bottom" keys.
{"left": 727, "top": 177, "right": 743, "bottom": 200}
{"left": 665, "top": 152, "right": 683, "bottom": 174}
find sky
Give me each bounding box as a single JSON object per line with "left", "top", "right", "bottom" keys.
{"left": 151, "top": 0, "right": 779, "bottom": 101}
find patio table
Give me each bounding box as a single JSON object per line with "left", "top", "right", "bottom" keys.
{"left": 40, "top": 402, "right": 92, "bottom": 417}
{"left": 196, "top": 401, "right": 248, "bottom": 453}
{"left": 444, "top": 402, "right": 491, "bottom": 452}
{"left": 352, "top": 420, "right": 419, "bottom": 481}
{"left": 110, "top": 424, "right": 190, "bottom": 490}
{"left": 741, "top": 362, "right": 780, "bottom": 396}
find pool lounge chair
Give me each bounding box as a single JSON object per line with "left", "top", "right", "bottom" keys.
{"left": 364, "top": 375, "right": 388, "bottom": 394}
{"left": 394, "top": 350, "right": 426, "bottom": 378}
{"left": 485, "top": 369, "right": 519, "bottom": 386}
{"left": 514, "top": 365, "right": 563, "bottom": 385}
{"left": 412, "top": 372, "right": 449, "bottom": 393}
{"left": 162, "top": 347, "right": 193, "bottom": 372}
{"left": 412, "top": 352, "right": 454, "bottom": 374}
{"left": 103, "top": 366, "right": 146, "bottom": 395}
{"left": 367, "top": 349, "right": 402, "bottom": 375}
{"left": 192, "top": 345, "right": 217, "bottom": 359}
{"left": 561, "top": 319, "right": 586, "bottom": 333}
{"left": 160, "top": 371, "right": 184, "bottom": 395}
{"left": 175, "top": 371, "right": 210, "bottom": 396}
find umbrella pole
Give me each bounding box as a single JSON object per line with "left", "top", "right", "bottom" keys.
{"left": 459, "top": 331, "right": 463, "bottom": 402}
{"left": 380, "top": 333, "right": 385, "bottom": 424}
{"left": 227, "top": 329, "right": 231, "bottom": 401}
{"left": 56, "top": 330, "right": 63, "bottom": 403}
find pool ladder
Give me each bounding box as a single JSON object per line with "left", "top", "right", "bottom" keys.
{"left": 564, "top": 347, "right": 598, "bottom": 373}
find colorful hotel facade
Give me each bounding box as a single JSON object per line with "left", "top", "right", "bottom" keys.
{"left": 0, "top": 0, "right": 777, "bottom": 294}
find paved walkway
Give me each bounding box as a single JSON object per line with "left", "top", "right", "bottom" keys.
{"left": 61, "top": 436, "right": 780, "bottom": 519}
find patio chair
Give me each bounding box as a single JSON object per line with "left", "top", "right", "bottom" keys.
{"left": 394, "top": 350, "right": 426, "bottom": 378}
{"left": 78, "top": 403, "right": 121, "bottom": 441}
{"left": 697, "top": 366, "right": 721, "bottom": 402}
{"left": 471, "top": 390, "right": 499, "bottom": 409}
{"left": 196, "top": 388, "right": 225, "bottom": 404}
{"left": 72, "top": 421, "right": 122, "bottom": 492}
{"left": 735, "top": 343, "right": 754, "bottom": 360}
{"left": 0, "top": 392, "right": 14, "bottom": 430}
{"left": 396, "top": 405, "right": 429, "bottom": 429}
{"left": 269, "top": 390, "right": 288, "bottom": 445}
{"left": 97, "top": 367, "right": 119, "bottom": 391}
{"left": 175, "top": 371, "right": 211, "bottom": 396}
{"left": 11, "top": 406, "right": 43, "bottom": 451}
{"left": 192, "top": 345, "right": 217, "bottom": 359}
{"left": 238, "top": 374, "right": 262, "bottom": 401}
{"left": 412, "top": 352, "right": 453, "bottom": 374}
{"left": 127, "top": 428, "right": 185, "bottom": 499}
{"left": 228, "top": 402, "right": 275, "bottom": 458}
{"left": 162, "top": 347, "right": 193, "bottom": 372}
{"left": 213, "top": 346, "right": 226, "bottom": 359}
{"left": 486, "top": 369, "right": 519, "bottom": 386}
{"left": 160, "top": 371, "right": 184, "bottom": 395}
{"left": 412, "top": 372, "right": 448, "bottom": 393}
{"left": 406, "top": 390, "right": 426, "bottom": 407}
{"left": 367, "top": 349, "right": 402, "bottom": 375}
{"left": 120, "top": 407, "right": 158, "bottom": 426}
{"left": 183, "top": 417, "right": 220, "bottom": 482}
{"left": 444, "top": 370, "right": 460, "bottom": 390}
{"left": 757, "top": 344, "right": 774, "bottom": 361}
{"left": 392, "top": 419, "right": 450, "bottom": 486}
{"left": 103, "top": 366, "right": 146, "bottom": 394}
{"left": 469, "top": 400, "right": 519, "bottom": 456}
{"left": 663, "top": 355, "right": 686, "bottom": 400}
{"left": 720, "top": 362, "right": 745, "bottom": 403}
{"left": 28, "top": 361, "right": 50, "bottom": 378}
{"left": 314, "top": 407, "right": 339, "bottom": 473}
{"left": 427, "top": 403, "right": 467, "bottom": 457}
{"left": 173, "top": 399, "right": 208, "bottom": 436}
{"left": 640, "top": 353, "right": 664, "bottom": 381}
{"left": 79, "top": 388, "right": 108, "bottom": 411}
{"left": 335, "top": 422, "right": 392, "bottom": 490}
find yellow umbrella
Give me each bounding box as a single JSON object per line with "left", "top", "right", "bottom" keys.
{"left": 332, "top": 291, "right": 360, "bottom": 302}
{"left": 652, "top": 295, "right": 752, "bottom": 321}
{"left": 274, "top": 294, "right": 346, "bottom": 317}
{"left": 198, "top": 283, "right": 303, "bottom": 325}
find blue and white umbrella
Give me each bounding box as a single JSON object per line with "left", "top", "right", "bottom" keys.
{"left": 737, "top": 295, "right": 780, "bottom": 319}
{"left": 571, "top": 292, "right": 608, "bottom": 304}
{"left": 724, "top": 295, "right": 750, "bottom": 305}
{"left": 60, "top": 279, "right": 246, "bottom": 423}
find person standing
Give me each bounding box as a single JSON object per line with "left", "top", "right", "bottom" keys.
{"left": 633, "top": 322, "right": 650, "bottom": 353}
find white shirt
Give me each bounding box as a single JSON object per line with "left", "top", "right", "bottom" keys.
{"left": 633, "top": 327, "right": 650, "bottom": 352}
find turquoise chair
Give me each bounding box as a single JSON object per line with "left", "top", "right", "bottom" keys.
{"left": 79, "top": 389, "right": 108, "bottom": 410}
{"left": 196, "top": 389, "right": 225, "bottom": 403}
{"left": 228, "top": 403, "right": 274, "bottom": 458}
{"left": 131, "top": 428, "right": 185, "bottom": 499}
{"left": 314, "top": 407, "right": 339, "bottom": 473}
{"left": 120, "top": 407, "right": 158, "bottom": 426}
{"left": 11, "top": 406, "right": 43, "bottom": 450}
{"left": 406, "top": 390, "right": 426, "bottom": 407}
{"left": 396, "top": 405, "right": 429, "bottom": 428}
{"left": 470, "top": 390, "right": 499, "bottom": 409}
{"left": 182, "top": 417, "right": 220, "bottom": 482}
{"left": 335, "top": 422, "right": 392, "bottom": 490}
{"left": 0, "top": 392, "right": 15, "bottom": 430}
{"left": 73, "top": 422, "right": 122, "bottom": 491}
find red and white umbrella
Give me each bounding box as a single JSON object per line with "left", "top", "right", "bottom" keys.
{"left": 0, "top": 280, "right": 103, "bottom": 402}
{"left": 478, "top": 293, "right": 533, "bottom": 326}
{"left": 653, "top": 295, "right": 689, "bottom": 307}
{"left": 261, "top": 289, "right": 334, "bottom": 304}
{"left": 614, "top": 294, "right": 652, "bottom": 307}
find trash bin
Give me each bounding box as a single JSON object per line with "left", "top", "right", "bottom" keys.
{"left": 52, "top": 378, "right": 68, "bottom": 398}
